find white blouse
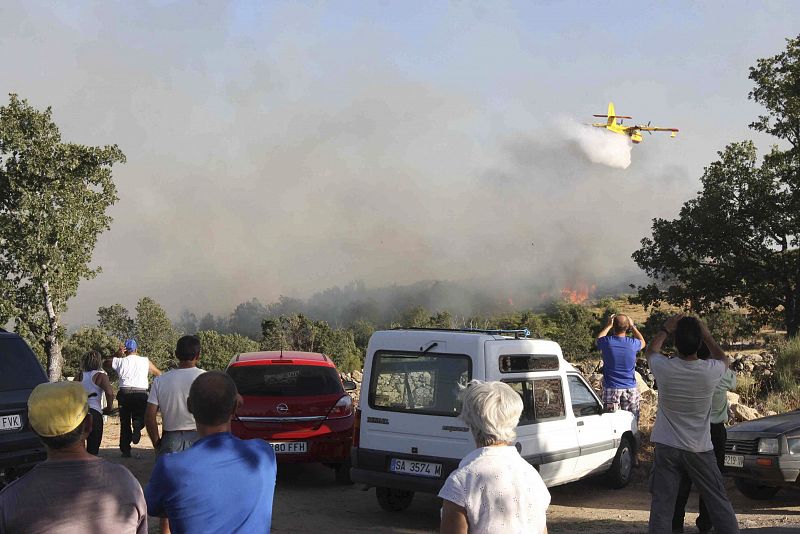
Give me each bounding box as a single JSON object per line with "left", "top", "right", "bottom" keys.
{"left": 438, "top": 445, "right": 550, "bottom": 534}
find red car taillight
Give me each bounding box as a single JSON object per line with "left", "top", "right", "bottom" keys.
{"left": 326, "top": 394, "right": 353, "bottom": 419}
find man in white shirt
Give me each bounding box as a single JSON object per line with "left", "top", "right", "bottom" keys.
{"left": 105, "top": 339, "right": 162, "bottom": 458}
{"left": 145, "top": 335, "right": 205, "bottom": 534}
{"left": 645, "top": 315, "right": 739, "bottom": 534}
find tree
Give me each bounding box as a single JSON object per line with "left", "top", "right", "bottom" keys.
{"left": 98, "top": 303, "right": 135, "bottom": 340}
{"left": 547, "top": 303, "right": 597, "bottom": 360}
{"left": 228, "top": 298, "right": 267, "bottom": 339}
{"left": 0, "top": 94, "right": 125, "bottom": 380}
{"left": 175, "top": 309, "right": 198, "bottom": 334}
{"left": 135, "top": 297, "right": 178, "bottom": 371}
{"left": 633, "top": 35, "right": 800, "bottom": 335}
{"left": 261, "top": 314, "right": 363, "bottom": 372}
{"left": 62, "top": 326, "right": 119, "bottom": 377}
{"left": 195, "top": 330, "right": 259, "bottom": 371}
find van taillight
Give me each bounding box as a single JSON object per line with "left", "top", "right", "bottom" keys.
{"left": 326, "top": 395, "right": 353, "bottom": 419}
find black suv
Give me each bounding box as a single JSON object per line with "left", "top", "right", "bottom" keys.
{"left": 0, "top": 329, "right": 48, "bottom": 486}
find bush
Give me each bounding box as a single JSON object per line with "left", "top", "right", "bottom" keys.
{"left": 774, "top": 336, "right": 800, "bottom": 392}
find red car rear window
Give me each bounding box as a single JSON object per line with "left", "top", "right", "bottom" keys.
{"left": 228, "top": 365, "right": 343, "bottom": 397}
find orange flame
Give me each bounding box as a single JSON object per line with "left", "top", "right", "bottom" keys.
{"left": 560, "top": 283, "right": 596, "bottom": 304}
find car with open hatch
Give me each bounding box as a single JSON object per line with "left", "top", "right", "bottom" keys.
{"left": 226, "top": 351, "right": 357, "bottom": 484}
{"left": 723, "top": 409, "right": 800, "bottom": 499}
{"left": 350, "top": 327, "right": 638, "bottom": 511}
{"left": 0, "top": 329, "right": 48, "bottom": 487}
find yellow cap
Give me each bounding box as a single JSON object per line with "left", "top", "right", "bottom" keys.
{"left": 28, "top": 382, "right": 89, "bottom": 437}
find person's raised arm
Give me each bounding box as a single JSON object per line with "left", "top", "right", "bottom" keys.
{"left": 645, "top": 314, "right": 683, "bottom": 361}
{"left": 596, "top": 314, "right": 615, "bottom": 345}
{"left": 698, "top": 318, "right": 731, "bottom": 366}
{"left": 149, "top": 361, "right": 162, "bottom": 377}
{"left": 629, "top": 316, "right": 646, "bottom": 350}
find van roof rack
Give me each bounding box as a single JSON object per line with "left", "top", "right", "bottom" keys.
{"left": 391, "top": 327, "right": 531, "bottom": 339}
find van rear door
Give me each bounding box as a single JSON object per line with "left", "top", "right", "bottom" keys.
{"left": 360, "top": 348, "right": 474, "bottom": 461}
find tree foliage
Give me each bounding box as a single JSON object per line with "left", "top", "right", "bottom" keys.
{"left": 633, "top": 35, "right": 800, "bottom": 336}
{"left": 62, "top": 326, "right": 118, "bottom": 377}
{"left": 195, "top": 330, "right": 259, "bottom": 371}
{"left": 0, "top": 94, "right": 124, "bottom": 380}
{"left": 261, "top": 314, "right": 362, "bottom": 372}
{"left": 98, "top": 303, "right": 135, "bottom": 340}
{"left": 134, "top": 297, "right": 178, "bottom": 371}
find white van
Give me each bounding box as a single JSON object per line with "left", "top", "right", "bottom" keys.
{"left": 351, "top": 328, "right": 638, "bottom": 511}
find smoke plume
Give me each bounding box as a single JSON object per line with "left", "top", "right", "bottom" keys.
{"left": 558, "top": 119, "right": 633, "bottom": 169}
{"left": 0, "top": 3, "right": 696, "bottom": 325}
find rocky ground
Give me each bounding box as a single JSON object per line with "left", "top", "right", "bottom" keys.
{"left": 100, "top": 414, "right": 800, "bottom": 533}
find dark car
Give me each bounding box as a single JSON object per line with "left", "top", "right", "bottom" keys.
{"left": 0, "top": 330, "right": 48, "bottom": 487}
{"left": 723, "top": 410, "right": 800, "bottom": 499}
{"left": 227, "top": 351, "right": 357, "bottom": 484}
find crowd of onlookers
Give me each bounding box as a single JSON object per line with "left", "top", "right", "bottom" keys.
{"left": 0, "top": 314, "right": 743, "bottom": 533}
{"left": 0, "top": 336, "right": 276, "bottom": 534}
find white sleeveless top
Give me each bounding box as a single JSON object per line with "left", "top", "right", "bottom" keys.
{"left": 80, "top": 370, "right": 105, "bottom": 413}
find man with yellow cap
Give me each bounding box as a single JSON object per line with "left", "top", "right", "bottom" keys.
{"left": 0, "top": 381, "right": 147, "bottom": 533}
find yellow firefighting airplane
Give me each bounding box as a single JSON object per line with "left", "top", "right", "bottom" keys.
{"left": 591, "top": 102, "right": 679, "bottom": 144}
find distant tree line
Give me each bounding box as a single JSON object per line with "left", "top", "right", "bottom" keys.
{"left": 55, "top": 292, "right": 762, "bottom": 378}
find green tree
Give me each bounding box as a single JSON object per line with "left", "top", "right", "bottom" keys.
{"left": 261, "top": 314, "right": 362, "bottom": 372}
{"left": 547, "top": 303, "right": 597, "bottom": 360}
{"left": 633, "top": 35, "right": 800, "bottom": 335}
{"left": 351, "top": 319, "right": 375, "bottom": 353}
{"left": 228, "top": 298, "right": 267, "bottom": 339}
{"left": 135, "top": 297, "right": 178, "bottom": 371}
{"left": 62, "top": 326, "right": 119, "bottom": 377}
{"left": 195, "top": 330, "right": 259, "bottom": 371}
{"left": 98, "top": 303, "right": 135, "bottom": 340}
{"left": 0, "top": 94, "right": 125, "bottom": 380}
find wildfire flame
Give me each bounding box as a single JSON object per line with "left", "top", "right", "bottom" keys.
{"left": 560, "top": 283, "right": 596, "bottom": 304}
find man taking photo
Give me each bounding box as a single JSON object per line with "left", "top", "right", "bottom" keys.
{"left": 646, "top": 315, "right": 739, "bottom": 534}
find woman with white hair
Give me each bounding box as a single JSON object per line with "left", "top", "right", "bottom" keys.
{"left": 439, "top": 380, "right": 550, "bottom": 534}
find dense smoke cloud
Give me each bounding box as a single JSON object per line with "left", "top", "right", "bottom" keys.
{"left": 0, "top": 3, "right": 698, "bottom": 324}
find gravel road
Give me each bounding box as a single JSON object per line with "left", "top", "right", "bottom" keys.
{"left": 100, "top": 418, "right": 800, "bottom": 533}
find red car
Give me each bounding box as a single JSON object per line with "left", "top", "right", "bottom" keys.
{"left": 227, "top": 351, "right": 357, "bottom": 484}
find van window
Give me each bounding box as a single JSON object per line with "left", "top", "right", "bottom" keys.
{"left": 368, "top": 352, "right": 471, "bottom": 416}
{"left": 505, "top": 377, "right": 566, "bottom": 424}
{"left": 568, "top": 375, "right": 602, "bottom": 417}
{"left": 499, "top": 354, "right": 559, "bottom": 373}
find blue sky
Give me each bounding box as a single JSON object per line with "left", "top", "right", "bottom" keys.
{"left": 2, "top": 1, "right": 798, "bottom": 323}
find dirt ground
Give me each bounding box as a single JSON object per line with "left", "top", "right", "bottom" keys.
{"left": 100, "top": 417, "right": 800, "bottom": 533}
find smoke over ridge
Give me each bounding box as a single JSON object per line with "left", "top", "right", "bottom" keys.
{"left": 0, "top": 3, "right": 697, "bottom": 324}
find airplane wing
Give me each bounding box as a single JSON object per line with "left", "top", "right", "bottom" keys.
{"left": 593, "top": 114, "right": 633, "bottom": 119}
{"left": 638, "top": 127, "right": 679, "bottom": 132}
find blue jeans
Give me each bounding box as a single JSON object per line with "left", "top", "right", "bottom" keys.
{"left": 157, "top": 430, "right": 199, "bottom": 457}
{"left": 648, "top": 443, "right": 739, "bottom": 534}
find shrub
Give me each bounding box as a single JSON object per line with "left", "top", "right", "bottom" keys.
{"left": 774, "top": 336, "right": 800, "bottom": 392}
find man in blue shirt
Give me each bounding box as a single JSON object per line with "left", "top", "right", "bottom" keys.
{"left": 145, "top": 371, "right": 276, "bottom": 534}
{"left": 596, "top": 314, "right": 646, "bottom": 424}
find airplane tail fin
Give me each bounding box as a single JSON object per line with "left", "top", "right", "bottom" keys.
{"left": 607, "top": 102, "right": 615, "bottom": 126}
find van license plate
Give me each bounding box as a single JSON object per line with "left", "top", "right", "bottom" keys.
{"left": 390, "top": 458, "right": 442, "bottom": 478}
{"left": 724, "top": 454, "right": 744, "bottom": 468}
{"left": 0, "top": 414, "right": 21, "bottom": 431}
{"left": 270, "top": 441, "right": 307, "bottom": 454}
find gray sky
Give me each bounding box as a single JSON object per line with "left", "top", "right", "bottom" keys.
{"left": 2, "top": 2, "right": 798, "bottom": 325}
